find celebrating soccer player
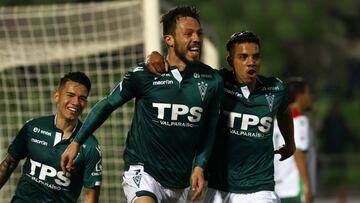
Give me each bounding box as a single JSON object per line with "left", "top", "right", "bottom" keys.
{"left": 146, "top": 31, "right": 296, "bottom": 203}
{"left": 60, "top": 6, "right": 223, "bottom": 203}
{"left": 0, "top": 72, "right": 102, "bottom": 203}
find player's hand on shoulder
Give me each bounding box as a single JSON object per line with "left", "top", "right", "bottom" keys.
{"left": 145, "top": 51, "right": 168, "bottom": 76}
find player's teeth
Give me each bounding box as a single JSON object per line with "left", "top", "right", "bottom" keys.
{"left": 68, "top": 107, "right": 77, "bottom": 112}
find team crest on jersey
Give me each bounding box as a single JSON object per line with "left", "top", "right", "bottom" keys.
{"left": 133, "top": 169, "right": 142, "bottom": 188}
{"left": 198, "top": 81, "right": 208, "bottom": 101}
{"left": 265, "top": 93, "right": 275, "bottom": 112}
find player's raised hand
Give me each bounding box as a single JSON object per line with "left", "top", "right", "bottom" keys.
{"left": 191, "top": 166, "right": 205, "bottom": 202}
{"left": 274, "top": 144, "right": 295, "bottom": 161}
{"left": 60, "top": 141, "right": 80, "bottom": 174}
{"left": 145, "top": 51, "right": 168, "bottom": 76}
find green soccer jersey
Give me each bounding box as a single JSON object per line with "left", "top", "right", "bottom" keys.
{"left": 8, "top": 115, "right": 102, "bottom": 203}
{"left": 75, "top": 62, "right": 223, "bottom": 188}
{"left": 206, "top": 69, "right": 288, "bottom": 193}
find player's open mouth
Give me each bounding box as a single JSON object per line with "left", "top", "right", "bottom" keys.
{"left": 67, "top": 107, "right": 79, "bottom": 113}
{"left": 188, "top": 44, "right": 201, "bottom": 56}
{"left": 188, "top": 47, "right": 200, "bottom": 55}
{"left": 189, "top": 47, "right": 199, "bottom": 52}
{"left": 247, "top": 69, "right": 257, "bottom": 78}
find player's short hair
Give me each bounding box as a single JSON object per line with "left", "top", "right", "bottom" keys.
{"left": 58, "top": 71, "right": 91, "bottom": 92}
{"left": 161, "top": 5, "right": 200, "bottom": 36}
{"left": 286, "top": 77, "right": 308, "bottom": 103}
{"left": 226, "top": 31, "right": 261, "bottom": 56}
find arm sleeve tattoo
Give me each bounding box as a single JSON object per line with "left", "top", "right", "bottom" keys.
{"left": 0, "top": 154, "right": 19, "bottom": 189}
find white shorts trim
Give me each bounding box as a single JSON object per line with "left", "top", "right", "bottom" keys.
{"left": 122, "top": 165, "right": 189, "bottom": 203}
{"left": 203, "top": 187, "right": 280, "bottom": 203}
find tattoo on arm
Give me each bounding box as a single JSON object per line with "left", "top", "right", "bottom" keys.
{"left": 0, "top": 154, "right": 19, "bottom": 189}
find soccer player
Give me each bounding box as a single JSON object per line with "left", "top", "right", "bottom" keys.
{"left": 0, "top": 72, "right": 102, "bottom": 203}
{"left": 273, "top": 77, "right": 315, "bottom": 203}
{"left": 60, "top": 6, "right": 223, "bottom": 203}
{"left": 146, "top": 31, "right": 295, "bottom": 203}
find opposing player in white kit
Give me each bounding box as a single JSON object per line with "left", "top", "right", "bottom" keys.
{"left": 273, "top": 77, "right": 316, "bottom": 203}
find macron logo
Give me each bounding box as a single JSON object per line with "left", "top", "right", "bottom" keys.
{"left": 153, "top": 80, "right": 174, "bottom": 86}
{"left": 31, "top": 138, "right": 48, "bottom": 146}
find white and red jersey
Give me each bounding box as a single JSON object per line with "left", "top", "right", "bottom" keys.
{"left": 273, "top": 107, "right": 316, "bottom": 198}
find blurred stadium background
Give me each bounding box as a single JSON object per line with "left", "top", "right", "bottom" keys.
{"left": 0, "top": 0, "right": 359, "bottom": 202}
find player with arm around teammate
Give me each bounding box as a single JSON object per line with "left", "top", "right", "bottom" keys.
{"left": 0, "top": 72, "right": 102, "bottom": 203}
{"left": 60, "top": 6, "right": 223, "bottom": 203}
{"left": 146, "top": 31, "right": 295, "bottom": 203}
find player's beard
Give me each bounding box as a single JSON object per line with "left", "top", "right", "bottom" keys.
{"left": 174, "top": 41, "right": 201, "bottom": 65}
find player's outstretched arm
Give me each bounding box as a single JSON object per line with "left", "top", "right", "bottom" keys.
{"left": 83, "top": 187, "right": 100, "bottom": 203}
{"left": 0, "top": 154, "right": 19, "bottom": 189}
{"left": 191, "top": 75, "right": 223, "bottom": 202}
{"left": 275, "top": 107, "right": 295, "bottom": 161}
{"left": 60, "top": 141, "right": 80, "bottom": 174}
{"left": 61, "top": 87, "right": 125, "bottom": 173}
{"left": 191, "top": 166, "right": 205, "bottom": 202}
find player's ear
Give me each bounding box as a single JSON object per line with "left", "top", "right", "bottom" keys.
{"left": 53, "top": 90, "right": 59, "bottom": 102}
{"left": 227, "top": 55, "right": 233, "bottom": 67}
{"left": 164, "top": 35, "right": 174, "bottom": 47}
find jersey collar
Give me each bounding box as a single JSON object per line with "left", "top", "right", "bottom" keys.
{"left": 53, "top": 114, "right": 80, "bottom": 140}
